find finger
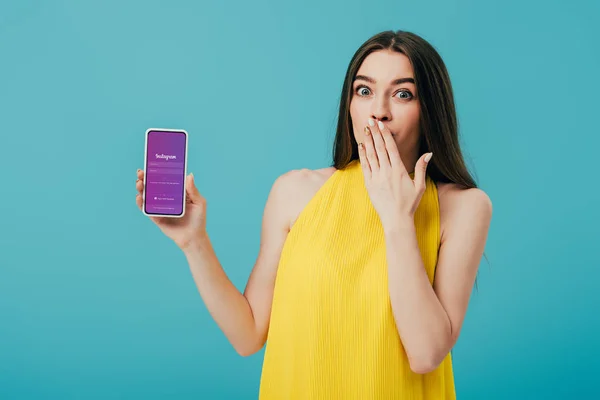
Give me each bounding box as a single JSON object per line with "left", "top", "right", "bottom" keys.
{"left": 370, "top": 119, "right": 390, "bottom": 170}
{"left": 135, "top": 193, "right": 142, "bottom": 211}
{"left": 136, "top": 169, "right": 145, "bottom": 195}
{"left": 185, "top": 173, "right": 205, "bottom": 205}
{"left": 414, "top": 152, "right": 433, "bottom": 193}
{"left": 363, "top": 125, "right": 379, "bottom": 171}
{"left": 376, "top": 120, "right": 405, "bottom": 173}
{"left": 135, "top": 192, "right": 162, "bottom": 225}
{"left": 357, "top": 141, "right": 371, "bottom": 179}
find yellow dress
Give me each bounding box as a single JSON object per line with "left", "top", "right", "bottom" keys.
{"left": 259, "top": 159, "right": 456, "bottom": 399}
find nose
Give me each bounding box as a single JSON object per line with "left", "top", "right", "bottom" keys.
{"left": 370, "top": 97, "right": 391, "bottom": 122}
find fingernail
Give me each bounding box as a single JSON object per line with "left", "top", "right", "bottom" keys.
{"left": 364, "top": 126, "right": 370, "bottom": 135}
{"left": 377, "top": 121, "right": 384, "bottom": 130}
{"left": 425, "top": 152, "right": 433, "bottom": 162}
{"left": 368, "top": 118, "right": 375, "bottom": 127}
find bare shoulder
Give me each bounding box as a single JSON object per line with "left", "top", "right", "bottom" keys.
{"left": 275, "top": 166, "right": 337, "bottom": 230}
{"left": 241, "top": 166, "right": 336, "bottom": 354}
{"left": 436, "top": 182, "right": 493, "bottom": 242}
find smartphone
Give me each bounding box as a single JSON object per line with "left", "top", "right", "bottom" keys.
{"left": 142, "top": 128, "right": 188, "bottom": 218}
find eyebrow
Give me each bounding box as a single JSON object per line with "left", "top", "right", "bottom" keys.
{"left": 353, "top": 75, "right": 415, "bottom": 85}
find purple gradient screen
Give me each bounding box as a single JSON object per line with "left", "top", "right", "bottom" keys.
{"left": 144, "top": 130, "right": 186, "bottom": 216}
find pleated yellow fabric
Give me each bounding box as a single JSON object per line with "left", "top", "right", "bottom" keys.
{"left": 259, "top": 159, "right": 456, "bottom": 399}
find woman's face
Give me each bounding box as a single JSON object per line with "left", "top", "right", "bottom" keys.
{"left": 349, "top": 50, "right": 421, "bottom": 161}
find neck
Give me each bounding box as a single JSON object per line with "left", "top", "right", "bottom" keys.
{"left": 398, "top": 145, "right": 420, "bottom": 175}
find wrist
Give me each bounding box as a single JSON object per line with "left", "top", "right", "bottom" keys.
{"left": 383, "top": 214, "right": 415, "bottom": 236}
{"left": 181, "top": 234, "right": 211, "bottom": 257}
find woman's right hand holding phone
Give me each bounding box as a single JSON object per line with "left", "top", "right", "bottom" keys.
{"left": 135, "top": 169, "right": 208, "bottom": 251}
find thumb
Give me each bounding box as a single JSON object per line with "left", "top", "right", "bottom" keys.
{"left": 186, "top": 173, "right": 204, "bottom": 204}
{"left": 414, "top": 152, "right": 432, "bottom": 192}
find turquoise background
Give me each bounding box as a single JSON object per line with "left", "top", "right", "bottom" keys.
{"left": 1, "top": 0, "right": 599, "bottom": 399}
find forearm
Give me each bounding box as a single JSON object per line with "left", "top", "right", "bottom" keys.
{"left": 182, "top": 235, "right": 259, "bottom": 356}
{"left": 384, "top": 219, "right": 452, "bottom": 373}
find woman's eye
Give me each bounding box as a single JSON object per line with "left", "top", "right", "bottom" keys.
{"left": 396, "top": 90, "right": 413, "bottom": 100}
{"left": 356, "top": 86, "right": 370, "bottom": 96}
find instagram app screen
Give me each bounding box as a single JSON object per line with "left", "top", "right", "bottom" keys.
{"left": 144, "top": 130, "right": 187, "bottom": 216}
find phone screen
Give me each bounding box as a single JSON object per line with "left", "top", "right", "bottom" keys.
{"left": 143, "top": 129, "right": 187, "bottom": 217}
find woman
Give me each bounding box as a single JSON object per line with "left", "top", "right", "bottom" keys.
{"left": 135, "top": 30, "right": 492, "bottom": 399}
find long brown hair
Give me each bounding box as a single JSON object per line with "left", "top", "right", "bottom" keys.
{"left": 332, "top": 30, "right": 478, "bottom": 190}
